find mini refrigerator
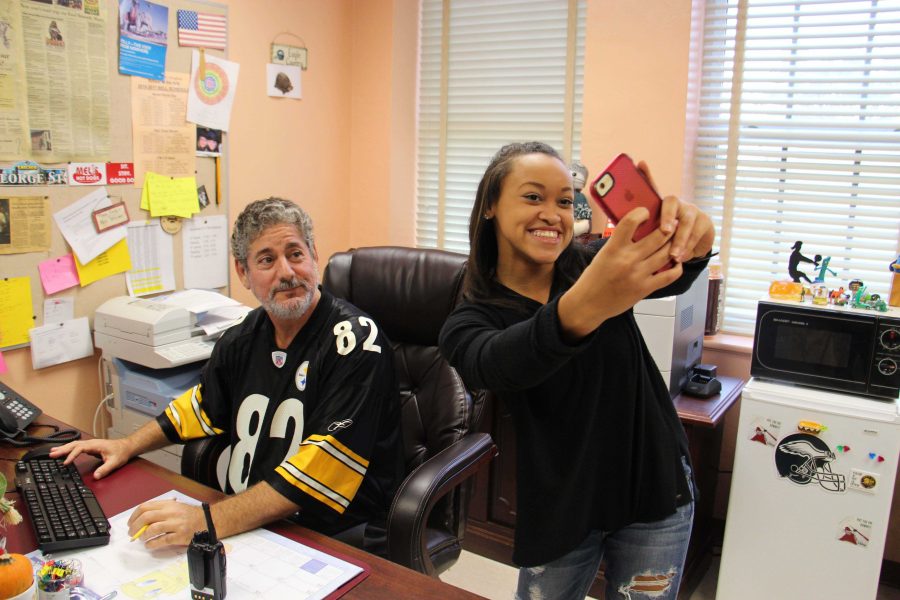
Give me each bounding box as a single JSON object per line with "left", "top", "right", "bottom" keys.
{"left": 717, "top": 378, "right": 900, "bottom": 600}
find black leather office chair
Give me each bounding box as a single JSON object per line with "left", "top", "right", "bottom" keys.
{"left": 181, "top": 246, "right": 497, "bottom": 577}
{"left": 321, "top": 246, "right": 497, "bottom": 576}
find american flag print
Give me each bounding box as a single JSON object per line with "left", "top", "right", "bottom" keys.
{"left": 177, "top": 10, "right": 227, "bottom": 50}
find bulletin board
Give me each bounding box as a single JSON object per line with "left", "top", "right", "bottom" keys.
{"left": 0, "top": 0, "right": 230, "bottom": 350}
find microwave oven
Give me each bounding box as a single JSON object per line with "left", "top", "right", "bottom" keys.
{"left": 751, "top": 300, "right": 900, "bottom": 399}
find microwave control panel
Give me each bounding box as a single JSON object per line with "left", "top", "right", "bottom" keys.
{"left": 872, "top": 319, "right": 900, "bottom": 394}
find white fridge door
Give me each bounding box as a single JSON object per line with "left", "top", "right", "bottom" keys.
{"left": 717, "top": 379, "right": 899, "bottom": 600}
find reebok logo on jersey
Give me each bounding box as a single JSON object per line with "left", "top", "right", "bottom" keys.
{"left": 328, "top": 419, "right": 353, "bottom": 432}
{"left": 296, "top": 360, "right": 309, "bottom": 391}
{"left": 272, "top": 351, "right": 287, "bottom": 368}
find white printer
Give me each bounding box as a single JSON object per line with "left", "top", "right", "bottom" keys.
{"left": 634, "top": 269, "right": 709, "bottom": 398}
{"left": 94, "top": 296, "right": 217, "bottom": 369}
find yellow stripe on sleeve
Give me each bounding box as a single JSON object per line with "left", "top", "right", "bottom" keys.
{"left": 275, "top": 464, "right": 350, "bottom": 514}
{"left": 305, "top": 434, "right": 369, "bottom": 469}
{"left": 164, "top": 385, "right": 224, "bottom": 441}
{"left": 275, "top": 434, "right": 368, "bottom": 513}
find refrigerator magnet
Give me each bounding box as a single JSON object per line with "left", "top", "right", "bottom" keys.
{"left": 836, "top": 517, "right": 871, "bottom": 547}
{"left": 774, "top": 433, "right": 847, "bottom": 492}
{"left": 797, "top": 420, "right": 826, "bottom": 434}
{"left": 848, "top": 469, "right": 880, "bottom": 495}
{"left": 748, "top": 418, "right": 780, "bottom": 447}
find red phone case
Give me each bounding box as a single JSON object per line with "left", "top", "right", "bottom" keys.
{"left": 589, "top": 153, "right": 662, "bottom": 242}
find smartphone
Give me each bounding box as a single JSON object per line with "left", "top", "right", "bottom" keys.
{"left": 589, "top": 153, "right": 662, "bottom": 242}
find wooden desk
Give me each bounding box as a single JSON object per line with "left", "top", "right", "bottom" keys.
{"left": 0, "top": 417, "right": 482, "bottom": 600}
{"left": 464, "top": 376, "right": 745, "bottom": 599}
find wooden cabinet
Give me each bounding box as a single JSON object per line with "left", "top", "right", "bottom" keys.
{"left": 463, "top": 376, "right": 744, "bottom": 599}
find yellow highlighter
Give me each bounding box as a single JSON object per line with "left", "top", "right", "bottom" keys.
{"left": 130, "top": 525, "right": 148, "bottom": 542}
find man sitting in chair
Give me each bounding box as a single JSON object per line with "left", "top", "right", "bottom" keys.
{"left": 52, "top": 197, "right": 404, "bottom": 556}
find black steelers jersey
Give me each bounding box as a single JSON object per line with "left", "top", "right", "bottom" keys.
{"left": 157, "top": 290, "right": 404, "bottom": 535}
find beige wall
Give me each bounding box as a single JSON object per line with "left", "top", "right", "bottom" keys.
{"left": 581, "top": 0, "right": 693, "bottom": 196}
{"left": 2, "top": 0, "right": 897, "bottom": 564}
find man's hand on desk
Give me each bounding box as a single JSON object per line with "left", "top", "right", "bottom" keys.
{"left": 49, "top": 420, "right": 168, "bottom": 479}
{"left": 127, "top": 482, "right": 300, "bottom": 549}
{"left": 49, "top": 438, "right": 135, "bottom": 479}
{"left": 127, "top": 497, "right": 204, "bottom": 548}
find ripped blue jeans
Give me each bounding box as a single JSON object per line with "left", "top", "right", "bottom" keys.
{"left": 515, "top": 458, "right": 694, "bottom": 600}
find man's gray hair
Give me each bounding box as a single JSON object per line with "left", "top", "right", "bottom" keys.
{"left": 231, "top": 197, "right": 315, "bottom": 267}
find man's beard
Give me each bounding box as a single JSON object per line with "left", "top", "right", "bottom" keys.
{"left": 261, "top": 277, "right": 316, "bottom": 320}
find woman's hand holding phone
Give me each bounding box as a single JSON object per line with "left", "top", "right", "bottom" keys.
{"left": 658, "top": 188, "right": 715, "bottom": 263}
{"left": 557, "top": 156, "right": 715, "bottom": 341}
{"left": 590, "top": 154, "right": 714, "bottom": 263}
{"left": 557, "top": 208, "right": 683, "bottom": 340}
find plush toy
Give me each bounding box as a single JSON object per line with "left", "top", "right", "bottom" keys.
{"left": 570, "top": 161, "right": 593, "bottom": 242}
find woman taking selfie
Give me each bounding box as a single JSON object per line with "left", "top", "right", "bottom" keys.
{"left": 439, "top": 142, "right": 715, "bottom": 600}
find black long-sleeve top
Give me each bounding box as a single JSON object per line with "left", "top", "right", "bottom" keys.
{"left": 439, "top": 249, "right": 709, "bottom": 567}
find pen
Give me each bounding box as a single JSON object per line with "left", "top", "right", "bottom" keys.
{"left": 215, "top": 156, "right": 221, "bottom": 205}
{"left": 130, "top": 525, "right": 148, "bottom": 542}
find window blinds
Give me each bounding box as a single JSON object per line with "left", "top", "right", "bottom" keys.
{"left": 417, "top": 0, "right": 585, "bottom": 253}
{"left": 687, "top": 0, "right": 900, "bottom": 335}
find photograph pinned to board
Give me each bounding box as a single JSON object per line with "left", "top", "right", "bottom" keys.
{"left": 267, "top": 63, "right": 301, "bottom": 99}
{"left": 118, "top": 0, "right": 169, "bottom": 80}
{"left": 197, "top": 185, "right": 210, "bottom": 209}
{"left": 196, "top": 127, "right": 223, "bottom": 156}
{"left": 0, "top": 198, "right": 9, "bottom": 247}
{"left": 187, "top": 50, "right": 239, "bottom": 131}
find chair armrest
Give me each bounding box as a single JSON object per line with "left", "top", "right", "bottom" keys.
{"left": 180, "top": 435, "right": 229, "bottom": 491}
{"left": 387, "top": 432, "right": 498, "bottom": 576}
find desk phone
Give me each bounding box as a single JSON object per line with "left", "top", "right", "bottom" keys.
{"left": 0, "top": 381, "right": 42, "bottom": 436}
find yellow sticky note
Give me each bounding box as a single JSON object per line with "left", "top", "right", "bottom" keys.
{"left": 0, "top": 277, "right": 34, "bottom": 348}
{"left": 75, "top": 239, "right": 132, "bottom": 286}
{"left": 141, "top": 175, "right": 151, "bottom": 211}
{"left": 147, "top": 174, "right": 200, "bottom": 218}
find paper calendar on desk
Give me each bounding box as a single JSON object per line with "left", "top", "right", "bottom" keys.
{"left": 30, "top": 491, "right": 364, "bottom": 600}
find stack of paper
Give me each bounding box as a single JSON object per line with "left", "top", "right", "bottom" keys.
{"left": 156, "top": 289, "right": 251, "bottom": 337}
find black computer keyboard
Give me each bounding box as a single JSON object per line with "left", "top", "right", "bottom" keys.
{"left": 14, "top": 456, "right": 111, "bottom": 553}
